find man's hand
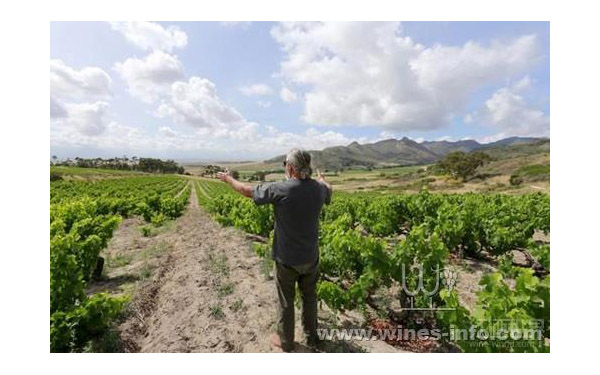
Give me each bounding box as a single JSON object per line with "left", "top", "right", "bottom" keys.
{"left": 316, "top": 169, "right": 331, "bottom": 191}
{"left": 216, "top": 169, "right": 253, "bottom": 198}
{"left": 216, "top": 170, "right": 231, "bottom": 183}
{"left": 316, "top": 169, "right": 326, "bottom": 183}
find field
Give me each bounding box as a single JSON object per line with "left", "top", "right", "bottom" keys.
{"left": 50, "top": 166, "right": 149, "bottom": 180}
{"left": 183, "top": 149, "right": 549, "bottom": 195}
{"left": 50, "top": 168, "right": 550, "bottom": 353}
{"left": 50, "top": 174, "right": 191, "bottom": 352}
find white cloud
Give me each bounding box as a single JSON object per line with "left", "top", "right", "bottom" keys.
{"left": 52, "top": 110, "right": 378, "bottom": 159}
{"left": 52, "top": 119, "right": 225, "bottom": 157}
{"left": 52, "top": 101, "right": 111, "bottom": 136}
{"left": 512, "top": 75, "right": 532, "bottom": 92}
{"left": 204, "top": 122, "right": 260, "bottom": 142}
{"left": 51, "top": 27, "right": 369, "bottom": 159}
{"left": 150, "top": 74, "right": 368, "bottom": 155}
{"left": 271, "top": 22, "right": 540, "bottom": 130}
{"left": 52, "top": 121, "right": 158, "bottom": 153}
{"left": 52, "top": 118, "right": 363, "bottom": 159}
{"left": 50, "top": 60, "right": 113, "bottom": 137}
{"left": 158, "top": 126, "right": 178, "bottom": 138}
{"left": 280, "top": 87, "right": 298, "bottom": 103}
{"left": 239, "top": 83, "right": 273, "bottom": 96}
{"left": 109, "top": 22, "right": 188, "bottom": 52}
{"left": 50, "top": 59, "right": 111, "bottom": 101}
{"left": 157, "top": 76, "right": 249, "bottom": 129}
{"left": 261, "top": 125, "right": 375, "bottom": 152}
{"left": 50, "top": 97, "right": 68, "bottom": 119}
{"left": 378, "top": 131, "right": 397, "bottom": 140}
{"left": 470, "top": 76, "right": 549, "bottom": 138}
{"left": 114, "top": 51, "right": 184, "bottom": 103}
{"left": 475, "top": 133, "right": 511, "bottom": 144}
{"left": 410, "top": 35, "right": 538, "bottom": 99}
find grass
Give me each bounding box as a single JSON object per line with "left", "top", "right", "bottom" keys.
{"left": 207, "top": 251, "right": 235, "bottom": 303}
{"left": 515, "top": 164, "right": 550, "bottom": 177}
{"left": 139, "top": 225, "right": 154, "bottom": 237}
{"left": 106, "top": 253, "right": 133, "bottom": 268}
{"left": 93, "top": 239, "right": 172, "bottom": 300}
{"left": 208, "top": 253, "right": 229, "bottom": 276}
{"left": 209, "top": 304, "right": 225, "bottom": 319}
{"left": 253, "top": 241, "right": 274, "bottom": 279}
{"left": 260, "top": 164, "right": 428, "bottom": 186}
{"left": 482, "top": 182, "right": 508, "bottom": 193}
{"left": 50, "top": 166, "right": 144, "bottom": 179}
{"left": 139, "top": 221, "right": 175, "bottom": 237}
{"left": 507, "top": 163, "right": 550, "bottom": 188}
{"left": 259, "top": 257, "right": 274, "bottom": 279}
{"left": 139, "top": 263, "right": 153, "bottom": 279}
{"left": 230, "top": 299, "right": 243, "bottom": 312}
{"left": 217, "top": 282, "right": 235, "bottom": 297}
{"left": 142, "top": 241, "right": 170, "bottom": 260}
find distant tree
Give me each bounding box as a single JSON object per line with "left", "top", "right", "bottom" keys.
{"left": 231, "top": 170, "right": 240, "bottom": 180}
{"left": 436, "top": 151, "right": 492, "bottom": 181}
{"left": 249, "top": 171, "right": 266, "bottom": 182}
{"left": 136, "top": 158, "right": 184, "bottom": 173}
{"left": 509, "top": 174, "right": 523, "bottom": 186}
{"left": 202, "top": 165, "right": 224, "bottom": 177}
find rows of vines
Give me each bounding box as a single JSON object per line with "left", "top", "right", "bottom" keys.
{"left": 195, "top": 178, "right": 550, "bottom": 352}
{"left": 50, "top": 176, "right": 190, "bottom": 352}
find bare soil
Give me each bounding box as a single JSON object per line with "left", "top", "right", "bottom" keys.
{"left": 112, "top": 186, "right": 280, "bottom": 352}
{"left": 99, "top": 185, "right": 407, "bottom": 352}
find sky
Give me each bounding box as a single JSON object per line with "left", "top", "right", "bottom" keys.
{"left": 50, "top": 21, "right": 549, "bottom": 161}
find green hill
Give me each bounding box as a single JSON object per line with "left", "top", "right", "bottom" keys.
{"left": 266, "top": 136, "right": 548, "bottom": 171}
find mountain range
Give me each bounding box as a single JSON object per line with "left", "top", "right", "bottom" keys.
{"left": 265, "top": 136, "right": 548, "bottom": 170}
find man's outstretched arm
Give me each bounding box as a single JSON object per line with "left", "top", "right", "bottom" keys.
{"left": 216, "top": 170, "right": 253, "bottom": 198}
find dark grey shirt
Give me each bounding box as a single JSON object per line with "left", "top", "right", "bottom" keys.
{"left": 252, "top": 178, "right": 331, "bottom": 266}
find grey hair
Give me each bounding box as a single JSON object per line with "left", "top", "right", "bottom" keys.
{"left": 286, "top": 149, "right": 313, "bottom": 179}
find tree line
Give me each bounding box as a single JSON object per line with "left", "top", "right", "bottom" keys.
{"left": 51, "top": 156, "right": 186, "bottom": 174}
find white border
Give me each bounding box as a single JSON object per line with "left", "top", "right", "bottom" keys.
{"left": 1, "top": 0, "right": 599, "bottom": 373}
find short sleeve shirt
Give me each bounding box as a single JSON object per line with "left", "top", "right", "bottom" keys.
{"left": 253, "top": 178, "right": 331, "bottom": 266}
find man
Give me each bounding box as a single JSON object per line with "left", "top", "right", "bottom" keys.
{"left": 217, "top": 149, "right": 332, "bottom": 352}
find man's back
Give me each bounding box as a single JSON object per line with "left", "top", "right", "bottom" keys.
{"left": 217, "top": 149, "right": 332, "bottom": 351}
{"left": 253, "top": 178, "right": 331, "bottom": 266}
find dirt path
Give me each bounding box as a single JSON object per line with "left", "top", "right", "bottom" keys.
{"left": 104, "top": 184, "right": 408, "bottom": 353}
{"left": 116, "top": 185, "right": 281, "bottom": 352}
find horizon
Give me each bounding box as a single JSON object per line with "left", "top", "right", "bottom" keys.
{"left": 51, "top": 21, "right": 550, "bottom": 160}
{"left": 50, "top": 134, "right": 549, "bottom": 164}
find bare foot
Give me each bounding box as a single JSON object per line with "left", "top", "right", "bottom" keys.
{"left": 270, "top": 333, "right": 283, "bottom": 350}
{"left": 270, "top": 333, "right": 293, "bottom": 352}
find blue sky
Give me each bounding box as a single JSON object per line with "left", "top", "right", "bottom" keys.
{"left": 50, "top": 21, "right": 549, "bottom": 161}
